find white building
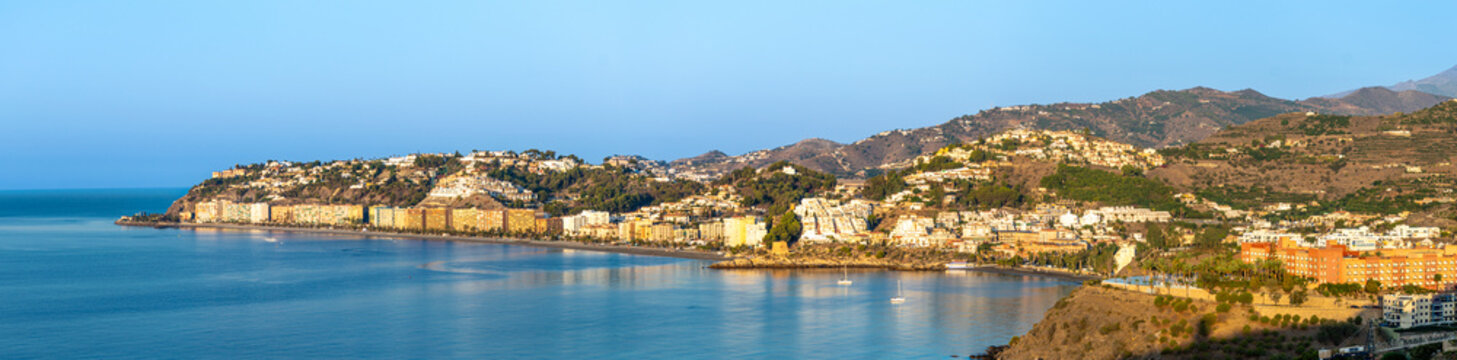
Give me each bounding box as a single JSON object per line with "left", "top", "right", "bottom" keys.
{"left": 1383, "top": 293, "right": 1457, "bottom": 330}
{"left": 1393, "top": 225, "right": 1441, "bottom": 239}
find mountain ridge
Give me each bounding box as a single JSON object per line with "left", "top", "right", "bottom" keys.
{"left": 1326, "top": 64, "right": 1457, "bottom": 98}
{"left": 671, "top": 86, "right": 1449, "bottom": 179}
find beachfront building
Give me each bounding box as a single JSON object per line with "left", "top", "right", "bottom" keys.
{"left": 562, "top": 210, "right": 611, "bottom": 235}
{"left": 188, "top": 200, "right": 270, "bottom": 224}
{"left": 722, "top": 216, "right": 766, "bottom": 248}
{"left": 505, "top": 209, "right": 538, "bottom": 233}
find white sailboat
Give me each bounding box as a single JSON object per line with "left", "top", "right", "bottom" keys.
{"left": 890, "top": 280, "right": 906, "bottom": 304}
{"left": 837, "top": 266, "right": 853, "bottom": 286}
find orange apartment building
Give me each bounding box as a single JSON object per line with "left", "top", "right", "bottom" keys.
{"left": 1241, "top": 238, "right": 1457, "bottom": 288}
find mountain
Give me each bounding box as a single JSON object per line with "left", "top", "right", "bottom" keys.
{"left": 673, "top": 87, "right": 1446, "bottom": 179}
{"left": 672, "top": 138, "right": 846, "bottom": 177}
{"left": 1327, "top": 64, "right": 1457, "bottom": 98}
{"left": 1303, "top": 87, "right": 1451, "bottom": 115}
{"left": 1390, "top": 64, "right": 1457, "bottom": 97}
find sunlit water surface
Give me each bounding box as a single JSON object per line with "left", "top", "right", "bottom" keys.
{"left": 0, "top": 189, "right": 1078, "bottom": 358}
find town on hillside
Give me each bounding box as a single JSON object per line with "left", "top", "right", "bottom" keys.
{"left": 129, "top": 101, "right": 1457, "bottom": 357}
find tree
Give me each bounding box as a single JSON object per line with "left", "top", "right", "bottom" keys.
{"left": 1289, "top": 290, "right": 1308, "bottom": 305}
{"left": 1365, "top": 279, "right": 1382, "bottom": 295}
{"left": 1146, "top": 223, "right": 1172, "bottom": 249}
{"left": 764, "top": 209, "right": 803, "bottom": 245}
{"left": 1120, "top": 164, "right": 1144, "bottom": 177}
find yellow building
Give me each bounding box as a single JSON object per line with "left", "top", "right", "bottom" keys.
{"left": 451, "top": 208, "right": 482, "bottom": 232}
{"left": 481, "top": 209, "right": 505, "bottom": 232}
{"left": 271, "top": 205, "right": 295, "bottom": 223}
{"left": 535, "top": 217, "right": 563, "bottom": 235}
{"left": 424, "top": 208, "right": 449, "bottom": 231}
{"left": 505, "top": 209, "right": 537, "bottom": 233}
{"left": 722, "top": 216, "right": 766, "bottom": 247}
{"left": 193, "top": 201, "right": 221, "bottom": 223}
{"left": 398, "top": 208, "right": 425, "bottom": 230}
{"left": 285, "top": 204, "right": 365, "bottom": 226}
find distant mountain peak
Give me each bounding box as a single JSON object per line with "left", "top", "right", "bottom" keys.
{"left": 783, "top": 138, "right": 842, "bottom": 149}
{"left": 1327, "top": 63, "right": 1457, "bottom": 98}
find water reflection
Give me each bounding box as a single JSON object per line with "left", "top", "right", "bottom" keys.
{"left": 4, "top": 222, "right": 1080, "bottom": 359}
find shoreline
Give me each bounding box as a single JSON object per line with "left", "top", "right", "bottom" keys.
{"left": 116, "top": 221, "right": 731, "bottom": 261}
{"left": 962, "top": 265, "right": 1100, "bottom": 282}
{"left": 114, "top": 221, "right": 1102, "bottom": 282}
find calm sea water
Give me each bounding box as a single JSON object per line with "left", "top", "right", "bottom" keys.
{"left": 0, "top": 189, "right": 1079, "bottom": 359}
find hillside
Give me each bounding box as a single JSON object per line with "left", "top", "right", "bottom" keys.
{"left": 1000, "top": 286, "right": 1373, "bottom": 360}
{"left": 672, "top": 87, "right": 1443, "bottom": 179}
{"left": 1153, "top": 100, "right": 1457, "bottom": 225}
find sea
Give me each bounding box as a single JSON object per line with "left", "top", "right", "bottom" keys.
{"left": 0, "top": 188, "right": 1079, "bottom": 359}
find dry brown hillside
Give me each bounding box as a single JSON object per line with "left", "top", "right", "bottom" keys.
{"left": 1151, "top": 100, "right": 1457, "bottom": 226}
{"left": 1000, "top": 286, "right": 1374, "bottom": 360}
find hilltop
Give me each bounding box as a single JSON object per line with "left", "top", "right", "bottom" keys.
{"left": 672, "top": 87, "right": 1447, "bottom": 179}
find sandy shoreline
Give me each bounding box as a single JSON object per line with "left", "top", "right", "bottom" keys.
{"left": 116, "top": 221, "right": 731, "bottom": 261}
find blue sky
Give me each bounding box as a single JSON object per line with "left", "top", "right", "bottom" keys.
{"left": 3, "top": 1, "right": 1455, "bottom": 189}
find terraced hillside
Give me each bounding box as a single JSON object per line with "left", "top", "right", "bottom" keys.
{"left": 1153, "top": 100, "right": 1457, "bottom": 225}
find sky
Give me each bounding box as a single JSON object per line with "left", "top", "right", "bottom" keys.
{"left": 3, "top": 1, "right": 1456, "bottom": 189}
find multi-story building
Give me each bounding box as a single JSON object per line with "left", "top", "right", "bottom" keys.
{"left": 794, "top": 197, "right": 873, "bottom": 243}
{"left": 722, "top": 216, "right": 766, "bottom": 248}
{"left": 561, "top": 210, "right": 612, "bottom": 235}
{"left": 505, "top": 209, "right": 537, "bottom": 233}
{"left": 190, "top": 200, "right": 270, "bottom": 224}
{"left": 451, "top": 208, "right": 483, "bottom": 232}
{"left": 481, "top": 209, "right": 505, "bottom": 232}
{"left": 535, "top": 217, "right": 562, "bottom": 235}
{"left": 399, "top": 208, "right": 425, "bottom": 230}
{"left": 698, "top": 221, "right": 724, "bottom": 242}
{"left": 1088, "top": 206, "right": 1171, "bottom": 223}
{"left": 192, "top": 201, "right": 220, "bottom": 222}
{"left": 423, "top": 208, "right": 449, "bottom": 231}
{"left": 890, "top": 216, "right": 935, "bottom": 247}
{"left": 993, "top": 229, "right": 1086, "bottom": 256}
{"left": 1238, "top": 229, "right": 1301, "bottom": 244}
{"left": 370, "top": 206, "right": 397, "bottom": 229}
{"left": 1241, "top": 238, "right": 1457, "bottom": 288}
{"left": 1382, "top": 292, "right": 1457, "bottom": 329}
